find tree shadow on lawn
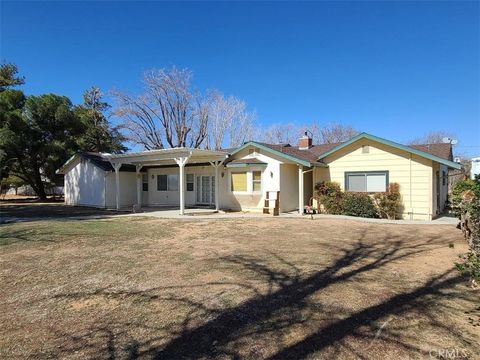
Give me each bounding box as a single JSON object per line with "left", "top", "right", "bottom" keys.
{"left": 49, "top": 230, "right": 478, "bottom": 359}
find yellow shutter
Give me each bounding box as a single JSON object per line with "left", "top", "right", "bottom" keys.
{"left": 231, "top": 172, "right": 247, "bottom": 191}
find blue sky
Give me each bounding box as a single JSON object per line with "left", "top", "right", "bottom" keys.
{"left": 1, "top": 1, "right": 479, "bottom": 155}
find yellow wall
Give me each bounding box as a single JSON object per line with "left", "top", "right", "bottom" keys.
{"left": 314, "top": 138, "right": 435, "bottom": 220}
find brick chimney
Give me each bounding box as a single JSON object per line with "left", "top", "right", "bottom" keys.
{"left": 298, "top": 131, "right": 312, "bottom": 150}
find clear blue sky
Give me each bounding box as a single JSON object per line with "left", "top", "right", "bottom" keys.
{"left": 1, "top": 1, "right": 479, "bottom": 155}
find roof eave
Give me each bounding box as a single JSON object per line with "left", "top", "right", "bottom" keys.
{"left": 56, "top": 154, "right": 79, "bottom": 175}
{"left": 229, "top": 141, "right": 312, "bottom": 167}
{"left": 316, "top": 133, "right": 463, "bottom": 170}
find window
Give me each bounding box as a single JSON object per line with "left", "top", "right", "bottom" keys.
{"left": 231, "top": 172, "right": 247, "bottom": 191}
{"left": 142, "top": 174, "right": 148, "bottom": 191}
{"left": 157, "top": 174, "right": 178, "bottom": 191}
{"left": 362, "top": 145, "right": 369, "bottom": 154}
{"left": 157, "top": 175, "right": 167, "bottom": 191}
{"left": 252, "top": 171, "right": 262, "bottom": 192}
{"left": 442, "top": 171, "right": 446, "bottom": 186}
{"left": 167, "top": 174, "right": 178, "bottom": 191}
{"left": 345, "top": 171, "right": 388, "bottom": 192}
{"left": 186, "top": 174, "right": 194, "bottom": 191}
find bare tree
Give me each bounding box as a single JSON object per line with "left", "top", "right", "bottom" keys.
{"left": 112, "top": 67, "right": 209, "bottom": 149}
{"left": 409, "top": 131, "right": 456, "bottom": 145}
{"left": 260, "top": 123, "right": 299, "bottom": 144}
{"left": 312, "top": 122, "right": 359, "bottom": 144}
{"left": 227, "top": 99, "right": 255, "bottom": 148}
{"left": 206, "top": 91, "right": 255, "bottom": 150}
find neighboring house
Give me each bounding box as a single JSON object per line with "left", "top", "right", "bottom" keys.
{"left": 471, "top": 157, "right": 480, "bottom": 180}
{"left": 57, "top": 132, "right": 461, "bottom": 220}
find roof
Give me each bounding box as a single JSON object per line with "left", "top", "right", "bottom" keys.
{"left": 229, "top": 133, "right": 459, "bottom": 169}
{"left": 229, "top": 142, "right": 328, "bottom": 167}
{"left": 409, "top": 143, "right": 453, "bottom": 161}
{"left": 58, "top": 134, "right": 460, "bottom": 174}
{"left": 316, "top": 133, "right": 461, "bottom": 169}
{"left": 58, "top": 148, "right": 229, "bottom": 174}
{"left": 107, "top": 147, "right": 228, "bottom": 161}
{"left": 56, "top": 152, "right": 137, "bottom": 174}
{"left": 225, "top": 158, "right": 268, "bottom": 168}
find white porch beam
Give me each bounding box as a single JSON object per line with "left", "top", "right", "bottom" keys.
{"left": 209, "top": 160, "right": 225, "bottom": 212}
{"left": 175, "top": 153, "right": 191, "bottom": 215}
{"left": 136, "top": 164, "right": 143, "bottom": 209}
{"left": 113, "top": 163, "right": 122, "bottom": 211}
{"left": 298, "top": 165, "right": 304, "bottom": 214}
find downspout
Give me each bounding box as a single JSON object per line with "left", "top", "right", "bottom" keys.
{"left": 409, "top": 153, "right": 412, "bottom": 220}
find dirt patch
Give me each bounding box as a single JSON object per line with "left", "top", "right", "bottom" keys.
{"left": 0, "top": 216, "right": 478, "bottom": 359}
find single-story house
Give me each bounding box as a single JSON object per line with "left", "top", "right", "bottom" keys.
{"left": 57, "top": 132, "right": 461, "bottom": 220}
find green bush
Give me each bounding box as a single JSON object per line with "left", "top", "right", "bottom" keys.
{"left": 373, "top": 183, "right": 402, "bottom": 219}
{"left": 342, "top": 192, "right": 378, "bottom": 218}
{"left": 455, "top": 251, "right": 480, "bottom": 283}
{"left": 315, "top": 181, "right": 344, "bottom": 214}
{"left": 451, "top": 177, "right": 480, "bottom": 216}
{"left": 453, "top": 176, "right": 480, "bottom": 286}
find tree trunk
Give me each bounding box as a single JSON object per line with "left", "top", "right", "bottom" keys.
{"left": 31, "top": 167, "right": 47, "bottom": 201}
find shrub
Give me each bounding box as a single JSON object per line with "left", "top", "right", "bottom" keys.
{"left": 315, "top": 181, "right": 344, "bottom": 214}
{"left": 373, "top": 183, "right": 402, "bottom": 219}
{"left": 451, "top": 177, "right": 480, "bottom": 216}
{"left": 455, "top": 251, "right": 480, "bottom": 284}
{"left": 453, "top": 176, "right": 480, "bottom": 287}
{"left": 342, "top": 192, "right": 378, "bottom": 218}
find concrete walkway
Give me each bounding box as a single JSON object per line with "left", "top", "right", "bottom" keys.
{"left": 129, "top": 208, "right": 459, "bottom": 225}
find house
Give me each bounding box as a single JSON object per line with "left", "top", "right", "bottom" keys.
{"left": 471, "top": 157, "right": 480, "bottom": 180}
{"left": 57, "top": 132, "right": 461, "bottom": 220}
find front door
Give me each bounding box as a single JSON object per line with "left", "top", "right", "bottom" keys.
{"left": 196, "top": 176, "right": 215, "bottom": 205}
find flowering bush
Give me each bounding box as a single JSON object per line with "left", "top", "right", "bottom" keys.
{"left": 373, "top": 183, "right": 402, "bottom": 220}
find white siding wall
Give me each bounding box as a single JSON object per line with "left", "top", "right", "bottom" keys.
{"left": 64, "top": 158, "right": 105, "bottom": 207}
{"left": 105, "top": 171, "right": 137, "bottom": 209}
{"left": 146, "top": 166, "right": 215, "bottom": 206}
{"left": 219, "top": 148, "right": 283, "bottom": 211}
{"left": 314, "top": 139, "right": 435, "bottom": 220}
{"left": 280, "top": 164, "right": 299, "bottom": 212}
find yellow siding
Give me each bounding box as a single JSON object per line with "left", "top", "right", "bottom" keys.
{"left": 314, "top": 139, "right": 434, "bottom": 220}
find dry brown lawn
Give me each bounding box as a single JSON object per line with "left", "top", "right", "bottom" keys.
{"left": 0, "top": 215, "right": 479, "bottom": 359}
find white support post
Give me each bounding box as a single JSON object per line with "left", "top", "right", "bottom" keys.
{"left": 113, "top": 163, "right": 122, "bottom": 211}
{"left": 136, "top": 164, "right": 143, "bottom": 209}
{"left": 298, "top": 165, "right": 304, "bottom": 214}
{"left": 209, "top": 160, "right": 224, "bottom": 212}
{"left": 175, "top": 154, "right": 191, "bottom": 215}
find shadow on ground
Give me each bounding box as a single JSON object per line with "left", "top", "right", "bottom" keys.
{"left": 48, "top": 229, "right": 478, "bottom": 359}
{"left": 0, "top": 202, "right": 121, "bottom": 224}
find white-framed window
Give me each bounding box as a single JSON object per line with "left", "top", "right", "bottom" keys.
{"left": 231, "top": 172, "right": 247, "bottom": 192}
{"left": 157, "top": 174, "right": 179, "bottom": 191}
{"left": 345, "top": 171, "right": 388, "bottom": 192}
{"left": 142, "top": 174, "right": 148, "bottom": 191}
{"left": 186, "top": 173, "right": 194, "bottom": 192}
{"left": 252, "top": 171, "right": 262, "bottom": 192}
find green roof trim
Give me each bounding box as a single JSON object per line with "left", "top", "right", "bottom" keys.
{"left": 226, "top": 162, "right": 268, "bottom": 168}
{"left": 229, "top": 141, "right": 313, "bottom": 167}
{"left": 317, "top": 132, "right": 462, "bottom": 170}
